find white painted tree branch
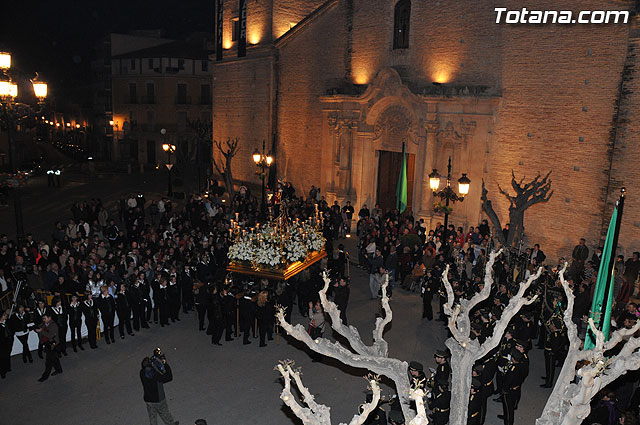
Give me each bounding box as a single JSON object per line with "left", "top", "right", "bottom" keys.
{"left": 443, "top": 249, "right": 543, "bottom": 425}
{"left": 372, "top": 274, "right": 392, "bottom": 357}
{"left": 278, "top": 364, "right": 330, "bottom": 425}
{"left": 318, "top": 271, "right": 372, "bottom": 356}
{"left": 538, "top": 264, "right": 640, "bottom": 425}
{"left": 277, "top": 364, "right": 383, "bottom": 425}
{"left": 476, "top": 266, "right": 542, "bottom": 359}
{"left": 346, "top": 379, "right": 381, "bottom": 425}
{"left": 442, "top": 265, "right": 466, "bottom": 344}
{"left": 277, "top": 276, "right": 414, "bottom": 421}
{"left": 408, "top": 388, "right": 429, "bottom": 425}
{"left": 537, "top": 263, "right": 583, "bottom": 425}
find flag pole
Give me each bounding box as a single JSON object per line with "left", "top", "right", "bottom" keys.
{"left": 598, "top": 187, "right": 626, "bottom": 340}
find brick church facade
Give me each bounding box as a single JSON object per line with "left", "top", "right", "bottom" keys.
{"left": 212, "top": 0, "right": 640, "bottom": 259}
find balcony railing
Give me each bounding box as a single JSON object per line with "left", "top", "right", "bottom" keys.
{"left": 140, "top": 96, "right": 156, "bottom": 104}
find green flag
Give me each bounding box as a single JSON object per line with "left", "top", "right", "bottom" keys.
{"left": 396, "top": 143, "right": 407, "bottom": 213}
{"left": 584, "top": 197, "right": 624, "bottom": 350}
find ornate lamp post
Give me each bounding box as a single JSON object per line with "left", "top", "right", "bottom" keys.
{"left": 161, "top": 128, "right": 176, "bottom": 197}
{"left": 0, "top": 52, "right": 48, "bottom": 245}
{"left": 252, "top": 139, "right": 273, "bottom": 214}
{"left": 429, "top": 156, "right": 470, "bottom": 253}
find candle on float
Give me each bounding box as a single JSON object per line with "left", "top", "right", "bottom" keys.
{"left": 235, "top": 212, "right": 239, "bottom": 221}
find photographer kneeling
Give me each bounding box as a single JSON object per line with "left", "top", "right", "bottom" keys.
{"left": 140, "top": 349, "right": 179, "bottom": 425}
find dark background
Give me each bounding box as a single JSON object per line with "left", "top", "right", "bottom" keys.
{"left": 0, "top": 0, "right": 214, "bottom": 108}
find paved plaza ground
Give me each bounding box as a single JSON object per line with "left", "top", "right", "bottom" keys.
{"left": 0, "top": 174, "right": 553, "bottom": 424}
{"left": 1, "top": 265, "right": 552, "bottom": 425}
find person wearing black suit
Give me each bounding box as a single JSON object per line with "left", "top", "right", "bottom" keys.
{"left": 48, "top": 297, "right": 68, "bottom": 356}
{"left": 130, "top": 275, "right": 150, "bottom": 330}
{"left": 10, "top": 304, "right": 34, "bottom": 363}
{"left": 67, "top": 295, "right": 84, "bottom": 351}
{"left": 115, "top": 283, "right": 134, "bottom": 339}
{"left": 0, "top": 311, "right": 13, "bottom": 378}
{"left": 155, "top": 279, "right": 170, "bottom": 327}
{"left": 530, "top": 244, "right": 546, "bottom": 265}
{"left": 98, "top": 286, "right": 116, "bottom": 344}
{"left": 168, "top": 275, "right": 180, "bottom": 322}
{"left": 82, "top": 292, "right": 99, "bottom": 349}
{"left": 207, "top": 286, "right": 224, "bottom": 345}
{"left": 239, "top": 291, "right": 256, "bottom": 345}
{"left": 179, "top": 265, "right": 194, "bottom": 314}
{"left": 222, "top": 287, "right": 236, "bottom": 341}
{"left": 33, "top": 300, "right": 47, "bottom": 358}
{"left": 194, "top": 282, "right": 210, "bottom": 331}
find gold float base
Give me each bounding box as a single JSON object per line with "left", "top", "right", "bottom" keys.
{"left": 227, "top": 250, "right": 327, "bottom": 280}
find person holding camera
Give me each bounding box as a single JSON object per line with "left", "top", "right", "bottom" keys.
{"left": 140, "top": 349, "right": 179, "bottom": 425}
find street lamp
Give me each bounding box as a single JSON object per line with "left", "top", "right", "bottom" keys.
{"left": 252, "top": 139, "right": 273, "bottom": 214}
{"left": 161, "top": 128, "right": 176, "bottom": 197}
{"left": 0, "top": 52, "right": 48, "bottom": 245}
{"left": 430, "top": 156, "right": 471, "bottom": 253}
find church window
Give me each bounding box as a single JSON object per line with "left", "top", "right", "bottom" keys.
{"left": 393, "top": 0, "right": 411, "bottom": 49}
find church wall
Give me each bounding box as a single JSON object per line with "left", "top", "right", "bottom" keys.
{"left": 212, "top": 53, "right": 274, "bottom": 186}
{"left": 211, "top": 0, "right": 640, "bottom": 259}
{"left": 488, "top": 0, "right": 633, "bottom": 259}
{"left": 349, "top": 0, "right": 502, "bottom": 87}
{"left": 276, "top": 2, "right": 347, "bottom": 193}
{"left": 347, "top": 0, "right": 636, "bottom": 259}
{"left": 604, "top": 36, "right": 640, "bottom": 256}
{"left": 272, "top": 0, "right": 328, "bottom": 39}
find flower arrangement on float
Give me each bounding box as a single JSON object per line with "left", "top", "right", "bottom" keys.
{"left": 227, "top": 217, "right": 326, "bottom": 270}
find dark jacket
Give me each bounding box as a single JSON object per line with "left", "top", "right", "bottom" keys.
{"left": 82, "top": 299, "right": 99, "bottom": 324}
{"left": 140, "top": 363, "right": 173, "bottom": 403}
{"left": 67, "top": 303, "right": 84, "bottom": 326}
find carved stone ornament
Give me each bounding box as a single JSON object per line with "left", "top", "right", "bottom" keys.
{"left": 373, "top": 105, "right": 418, "bottom": 143}
{"left": 436, "top": 121, "right": 462, "bottom": 144}
{"left": 459, "top": 120, "right": 477, "bottom": 136}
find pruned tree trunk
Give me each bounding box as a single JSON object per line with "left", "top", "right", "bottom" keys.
{"left": 212, "top": 137, "right": 239, "bottom": 199}
{"left": 276, "top": 361, "right": 382, "bottom": 425}
{"left": 276, "top": 272, "right": 416, "bottom": 422}
{"left": 441, "top": 250, "right": 542, "bottom": 425}
{"left": 481, "top": 171, "right": 553, "bottom": 247}
{"left": 536, "top": 263, "right": 640, "bottom": 425}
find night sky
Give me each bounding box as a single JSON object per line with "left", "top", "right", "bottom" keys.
{"left": 1, "top": 0, "right": 214, "bottom": 109}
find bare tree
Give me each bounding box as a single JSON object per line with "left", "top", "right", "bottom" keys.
{"left": 536, "top": 264, "right": 640, "bottom": 425}
{"left": 276, "top": 272, "right": 416, "bottom": 421}
{"left": 441, "top": 250, "right": 543, "bottom": 425}
{"left": 481, "top": 170, "right": 553, "bottom": 247}
{"left": 276, "top": 360, "right": 381, "bottom": 425}
{"left": 212, "top": 137, "right": 239, "bottom": 199}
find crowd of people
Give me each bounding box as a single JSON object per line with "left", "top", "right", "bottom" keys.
{"left": 0, "top": 186, "right": 356, "bottom": 386}
{"left": 1, "top": 183, "right": 640, "bottom": 425}
{"left": 348, "top": 201, "right": 640, "bottom": 425}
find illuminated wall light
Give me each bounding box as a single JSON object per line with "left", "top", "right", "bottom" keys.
{"left": 353, "top": 67, "right": 371, "bottom": 85}
{"left": 432, "top": 69, "right": 451, "bottom": 84}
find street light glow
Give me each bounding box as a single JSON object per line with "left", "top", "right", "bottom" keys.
{"left": 0, "top": 80, "right": 11, "bottom": 97}
{"left": 32, "top": 81, "right": 47, "bottom": 99}
{"left": 458, "top": 174, "right": 471, "bottom": 196}
{"left": 429, "top": 169, "right": 441, "bottom": 192}
{"left": 0, "top": 52, "right": 11, "bottom": 69}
